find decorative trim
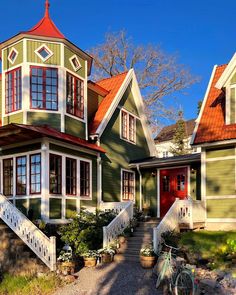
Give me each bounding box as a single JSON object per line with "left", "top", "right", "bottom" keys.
{"left": 34, "top": 44, "right": 53, "bottom": 62}
{"left": 206, "top": 195, "right": 236, "bottom": 199}
{"left": 8, "top": 47, "right": 18, "bottom": 65}
{"left": 215, "top": 53, "right": 236, "bottom": 89}
{"left": 69, "top": 55, "right": 82, "bottom": 72}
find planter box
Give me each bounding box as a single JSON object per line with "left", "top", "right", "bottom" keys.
{"left": 101, "top": 253, "right": 113, "bottom": 263}
{"left": 140, "top": 256, "right": 157, "bottom": 269}
{"left": 83, "top": 257, "right": 97, "bottom": 267}
{"left": 59, "top": 261, "right": 75, "bottom": 275}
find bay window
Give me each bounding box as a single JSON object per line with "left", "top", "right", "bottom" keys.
{"left": 80, "top": 161, "right": 90, "bottom": 197}
{"left": 5, "top": 67, "right": 22, "bottom": 113}
{"left": 66, "top": 157, "right": 76, "bottom": 195}
{"left": 3, "top": 158, "right": 13, "bottom": 196}
{"left": 49, "top": 154, "right": 62, "bottom": 194}
{"left": 30, "top": 154, "right": 41, "bottom": 194}
{"left": 16, "top": 156, "right": 27, "bottom": 195}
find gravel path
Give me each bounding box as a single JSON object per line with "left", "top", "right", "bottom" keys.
{"left": 54, "top": 261, "right": 162, "bottom": 295}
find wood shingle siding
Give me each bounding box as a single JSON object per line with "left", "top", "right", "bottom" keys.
{"left": 64, "top": 115, "right": 86, "bottom": 139}
{"left": 3, "top": 41, "right": 23, "bottom": 71}
{"left": 27, "top": 112, "right": 61, "bottom": 131}
{"left": 4, "top": 112, "right": 24, "bottom": 125}
{"left": 64, "top": 47, "right": 85, "bottom": 78}
{"left": 206, "top": 147, "right": 235, "bottom": 158}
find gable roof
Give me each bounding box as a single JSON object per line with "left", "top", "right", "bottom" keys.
{"left": 192, "top": 64, "right": 236, "bottom": 145}
{"left": 155, "top": 119, "right": 196, "bottom": 143}
{"left": 89, "top": 72, "right": 129, "bottom": 134}
{"left": 0, "top": 124, "right": 105, "bottom": 153}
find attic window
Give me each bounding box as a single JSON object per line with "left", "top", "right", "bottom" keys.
{"left": 35, "top": 45, "right": 53, "bottom": 62}
{"left": 70, "top": 55, "right": 82, "bottom": 71}
{"left": 8, "top": 48, "right": 18, "bottom": 64}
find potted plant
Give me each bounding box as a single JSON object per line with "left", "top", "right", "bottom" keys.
{"left": 140, "top": 245, "right": 157, "bottom": 269}
{"left": 82, "top": 250, "right": 99, "bottom": 267}
{"left": 57, "top": 250, "right": 75, "bottom": 275}
{"left": 118, "top": 232, "right": 126, "bottom": 244}
{"left": 98, "top": 247, "right": 116, "bottom": 263}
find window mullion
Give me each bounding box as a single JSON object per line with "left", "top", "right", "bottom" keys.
{"left": 43, "top": 68, "right": 46, "bottom": 109}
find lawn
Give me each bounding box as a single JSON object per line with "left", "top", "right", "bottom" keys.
{"left": 0, "top": 273, "right": 64, "bottom": 295}
{"left": 179, "top": 231, "right": 236, "bottom": 271}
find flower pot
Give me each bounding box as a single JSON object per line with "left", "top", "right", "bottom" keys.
{"left": 101, "top": 253, "right": 113, "bottom": 263}
{"left": 140, "top": 255, "right": 157, "bottom": 269}
{"left": 118, "top": 236, "right": 126, "bottom": 244}
{"left": 59, "top": 261, "right": 75, "bottom": 275}
{"left": 83, "top": 257, "right": 97, "bottom": 267}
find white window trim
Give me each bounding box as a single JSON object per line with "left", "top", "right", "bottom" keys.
{"left": 120, "top": 109, "right": 137, "bottom": 145}
{"left": 8, "top": 48, "right": 19, "bottom": 65}
{"left": 35, "top": 44, "right": 54, "bottom": 62}
{"left": 69, "top": 55, "right": 82, "bottom": 72}
{"left": 120, "top": 168, "right": 135, "bottom": 202}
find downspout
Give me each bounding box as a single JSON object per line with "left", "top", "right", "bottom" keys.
{"left": 137, "top": 164, "right": 142, "bottom": 211}
{"left": 96, "top": 137, "right": 103, "bottom": 208}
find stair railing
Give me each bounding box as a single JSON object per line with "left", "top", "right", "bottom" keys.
{"left": 0, "top": 194, "right": 56, "bottom": 271}
{"left": 103, "top": 201, "right": 133, "bottom": 248}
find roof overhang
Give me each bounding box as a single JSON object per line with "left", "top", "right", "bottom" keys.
{"left": 88, "top": 80, "right": 109, "bottom": 97}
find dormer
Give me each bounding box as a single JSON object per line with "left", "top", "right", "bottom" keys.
{"left": 0, "top": 0, "right": 92, "bottom": 140}
{"left": 215, "top": 53, "right": 236, "bottom": 125}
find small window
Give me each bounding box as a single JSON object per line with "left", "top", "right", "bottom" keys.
{"left": 16, "top": 156, "right": 27, "bottom": 195}
{"left": 8, "top": 48, "right": 18, "bottom": 64}
{"left": 80, "top": 161, "right": 90, "bottom": 197}
{"left": 163, "top": 151, "right": 169, "bottom": 158}
{"left": 121, "top": 110, "right": 136, "bottom": 143}
{"left": 3, "top": 158, "right": 13, "bottom": 196}
{"left": 49, "top": 154, "right": 62, "bottom": 194}
{"left": 177, "top": 174, "right": 185, "bottom": 191}
{"left": 35, "top": 45, "right": 53, "bottom": 61}
{"left": 122, "top": 170, "right": 135, "bottom": 201}
{"left": 162, "top": 175, "right": 170, "bottom": 192}
{"left": 30, "top": 154, "right": 41, "bottom": 194}
{"left": 70, "top": 55, "right": 82, "bottom": 71}
{"left": 5, "top": 67, "right": 22, "bottom": 113}
{"left": 66, "top": 158, "right": 76, "bottom": 195}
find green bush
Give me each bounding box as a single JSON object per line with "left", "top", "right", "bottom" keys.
{"left": 59, "top": 209, "right": 116, "bottom": 255}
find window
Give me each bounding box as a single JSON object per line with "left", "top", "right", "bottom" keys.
{"left": 30, "top": 154, "right": 41, "bottom": 194}
{"left": 80, "top": 161, "right": 90, "bottom": 197}
{"left": 31, "top": 66, "right": 58, "bottom": 110}
{"left": 49, "top": 154, "right": 62, "bottom": 194}
{"left": 177, "top": 174, "right": 185, "bottom": 191}
{"left": 66, "top": 158, "right": 76, "bottom": 195}
{"left": 163, "top": 151, "right": 169, "bottom": 158}
{"left": 8, "top": 48, "right": 18, "bottom": 64}
{"left": 66, "top": 72, "right": 84, "bottom": 119}
{"left": 5, "top": 68, "right": 22, "bottom": 113}
{"left": 162, "top": 175, "right": 170, "bottom": 192}
{"left": 69, "top": 55, "right": 81, "bottom": 71}
{"left": 16, "top": 156, "right": 27, "bottom": 195}
{"left": 122, "top": 170, "right": 135, "bottom": 201}
{"left": 121, "top": 110, "right": 136, "bottom": 143}
{"left": 3, "top": 158, "right": 13, "bottom": 196}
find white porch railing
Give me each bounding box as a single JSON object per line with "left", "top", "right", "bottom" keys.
{"left": 102, "top": 201, "right": 133, "bottom": 248}
{"left": 153, "top": 198, "right": 205, "bottom": 253}
{"left": 100, "top": 201, "right": 129, "bottom": 214}
{"left": 0, "top": 194, "right": 56, "bottom": 271}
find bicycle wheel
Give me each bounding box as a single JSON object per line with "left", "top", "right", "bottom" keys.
{"left": 174, "top": 269, "right": 194, "bottom": 295}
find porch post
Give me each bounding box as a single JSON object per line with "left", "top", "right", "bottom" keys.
{"left": 41, "top": 141, "right": 49, "bottom": 222}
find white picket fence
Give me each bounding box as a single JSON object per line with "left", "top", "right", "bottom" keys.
{"left": 0, "top": 194, "right": 56, "bottom": 271}
{"left": 102, "top": 201, "right": 134, "bottom": 247}
{"left": 153, "top": 198, "right": 205, "bottom": 253}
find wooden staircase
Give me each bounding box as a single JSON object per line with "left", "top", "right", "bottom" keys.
{"left": 114, "top": 219, "right": 160, "bottom": 263}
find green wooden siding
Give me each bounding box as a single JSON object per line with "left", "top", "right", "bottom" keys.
{"left": 119, "top": 86, "right": 139, "bottom": 116}
{"left": 49, "top": 198, "right": 62, "bottom": 219}
{"left": 87, "top": 89, "right": 99, "bottom": 123}
{"left": 206, "top": 146, "right": 235, "bottom": 158}
{"left": 100, "top": 90, "right": 150, "bottom": 202}
{"left": 66, "top": 199, "right": 77, "bottom": 218}
{"left": 64, "top": 115, "right": 86, "bottom": 139}
{"left": 64, "top": 47, "right": 85, "bottom": 78}
{"left": 230, "top": 73, "right": 236, "bottom": 84}
{"left": 27, "top": 112, "right": 61, "bottom": 130}
{"left": 230, "top": 89, "right": 235, "bottom": 124}
{"left": 206, "top": 159, "right": 235, "bottom": 196}
{"left": 207, "top": 199, "right": 236, "bottom": 218}
{"left": 142, "top": 170, "right": 157, "bottom": 217}
{"left": 3, "top": 112, "right": 23, "bottom": 125}
{"left": 3, "top": 41, "right": 23, "bottom": 71}
{"left": 27, "top": 40, "right": 61, "bottom": 65}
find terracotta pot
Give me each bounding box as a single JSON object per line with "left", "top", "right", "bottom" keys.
{"left": 83, "top": 257, "right": 97, "bottom": 267}
{"left": 60, "top": 261, "right": 75, "bottom": 275}
{"left": 118, "top": 236, "right": 126, "bottom": 244}
{"left": 140, "top": 255, "right": 157, "bottom": 269}
{"left": 101, "top": 253, "right": 113, "bottom": 263}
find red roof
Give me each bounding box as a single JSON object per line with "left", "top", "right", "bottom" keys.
{"left": 89, "top": 72, "right": 128, "bottom": 134}
{"left": 26, "top": 1, "right": 64, "bottom": 39}
{"left": 193, "top": 64, "right": 236, "bottom": 144}
{"left": 0, "top": 124, "right": 105, "bottom": 153}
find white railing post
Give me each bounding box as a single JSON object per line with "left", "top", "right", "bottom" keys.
{"left": 50, "top": 236, "right": 57, "bottom": 271}
{"left": 153, "top": 227, "right": 158, "bottom": 253}
{"left": 103, "top": 226, "right": 108, "bottom": 248}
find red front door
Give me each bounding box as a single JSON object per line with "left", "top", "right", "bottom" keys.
{"left": 160, "top": 167, "right": 188, "bottom": 217}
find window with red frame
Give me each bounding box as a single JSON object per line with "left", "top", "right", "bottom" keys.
{"left": 49, "top": 154, "right": 62, "bottom": 194}
{"left": 121, "top": 110, "right": 136, "bottom": 143}
{"left": 31, "top": 67, "right": 58, "bottom": 110}
{"left": 16, "top": 156, "right": 27, "bottom": 195}
{"left": 3, "top": 158, "right": 13, "bottom": 196}
{"left": 122, "top": 170, "right": 135, "bottom": 201}
{"left": 66, "top": 72, "right": 84, "bottom": 119}
{"left": 66, "top": 157, "right": 76, "bottom": 195}
{"left": 5, "top": 68, "right": 22, "bottom": 113}
{"left": 80, "top": 161, "right": 90, "bottom": 197}
{"left": 30, "top": 154, "right": 41, "bottom": 194}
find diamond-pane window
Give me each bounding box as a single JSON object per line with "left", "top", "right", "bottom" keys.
{"left": 35, "top": 45, "right": 53, "bottom": 62}
{"left": 70, "top": 55, "right": 82, "bottom": 71}
{"left": 8, "top": 48, "right": 18, "bottom": 64}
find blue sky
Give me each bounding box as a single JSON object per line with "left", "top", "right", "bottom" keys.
{"left": 1, "top": 0, "right": 236, "bottom": 123}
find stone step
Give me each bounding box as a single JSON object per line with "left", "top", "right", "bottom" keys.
{"left": 132, "top": 232, "right": 152, "bottom": 238}
{"left": 114, "top": 253, "right": 140, "bottom": 263}
{"left": 138, "top": 222, "right": 159, "bottom": 229}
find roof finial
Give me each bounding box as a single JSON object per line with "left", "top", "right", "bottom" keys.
{"left": 45, "top": 0, "right": 50, "bottom": 17}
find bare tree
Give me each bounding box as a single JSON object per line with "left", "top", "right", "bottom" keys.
{"left": 89, "top": 31, "right": 198, "bottom": 131}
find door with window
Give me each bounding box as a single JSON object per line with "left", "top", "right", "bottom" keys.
{"left": 160, "top": 167, "right": 188, "bottom": 217}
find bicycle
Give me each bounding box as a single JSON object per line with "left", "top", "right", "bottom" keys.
{"left": 154, "top": 243, "right": 198, "bottom": 295}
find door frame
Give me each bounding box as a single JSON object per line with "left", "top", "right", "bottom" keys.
{"left": 157, "top": 165, "right": 190, "bottom": 218}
